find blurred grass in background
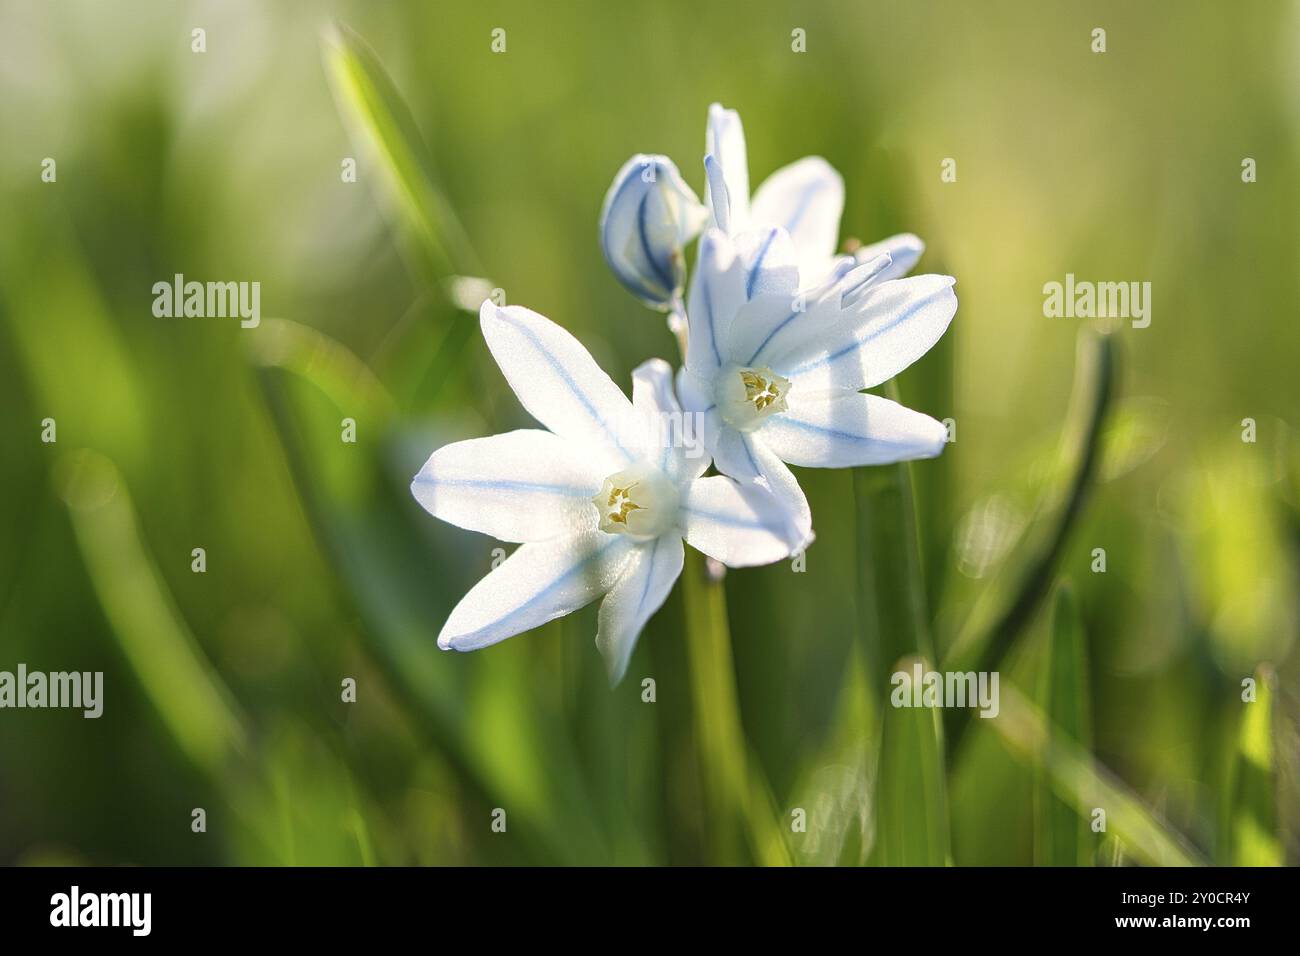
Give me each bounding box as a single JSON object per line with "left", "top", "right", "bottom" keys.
{"left": 0, "top": 0, "right": 1296, "bottom": 865}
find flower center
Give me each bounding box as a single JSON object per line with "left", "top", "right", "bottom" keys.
{"left": 592, "top": 463, "right": 680, "bottom": 540}
{"left": 717, "top": 364, "right": 790, "bottom": 431}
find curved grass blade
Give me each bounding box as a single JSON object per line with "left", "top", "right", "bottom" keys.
{"left": 54, "top": 449, "right": 246, "bottom": 774}
{"left": 1034, "top": 583, "right": 1093, "bottom": 866}
{"left": 995, "top": 684, "right": 1205, "bottom": 866}
{"left": 250, "top": 318, "right": 397, "bottom": 426}
{"left": 322, "top": 22, "right": 480, "bottom": 282}
{"left": 945, "top": 329, "right": 1116, "bottom": 753}
{"left": 1227, "top": 663, "right": 1281, "bottom": 865}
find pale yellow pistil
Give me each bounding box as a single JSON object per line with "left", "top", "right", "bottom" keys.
{"left": 604, "top": 485, "right": 643, "bottom": 525}
{"left": 593, "top": 463, "right": 679, "bottom": 540}
{"left": 718, "top": 364, "right": 791, "bottom": 431}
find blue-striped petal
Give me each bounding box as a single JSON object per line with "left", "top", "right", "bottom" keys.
{"left": 411, "top": 429, "right": 601, "bottom": 543}
{"left": 480, "top": 302, "right": 644, "bottom": 468}
{"left": 749, "top": 156, "right": 845, "bottom": 284}
{"left": 736, "top": 226, "right": 799, "bottom": 301}
{"left": 776, "top": 273, "right": 957, "bottom": 391}
{"left": 681, "top": 473, "right": 803, "bottom": 565}
{"left": 853, "top": 233, "right": 925, "bottom": 283}
{"left": 761, "top": 390, "right": 947, "bottom": 468}
{"left": 685, "top": 228, "right": 746, "bottom": 375}
{"left": 439, "top": 530, "right": 634, "bottom": 651}
{"left": 595, "top": 535, "right": 685, "bottom": 684}
{"left": 705, "top": 103, "right": 750, "bottom": 230}
{"left": 600, "top": 154, "right": 707, "bottom": 309}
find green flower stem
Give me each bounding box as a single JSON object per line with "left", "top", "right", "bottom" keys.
{"left": 944, "top": 330, "right": 1116, "bottom": 757}
{"left": 681, "top": 549, "right": 790, "bottom": 866}
{"left": 853, "top": 382, "right": 950, "bottom": 866}
{"left": 1226, "top": 664, "right": 1281, "bottom": 865}
{"left": 1034, "top": 584, "right": 1093, "bottom": 866}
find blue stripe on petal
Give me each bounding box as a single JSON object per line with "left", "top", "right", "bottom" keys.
{"left": 418, "top": 477, "right": 595, "bottom": 498}
{"left": 637, "top": 190, "right": 675, "bottom": 293}
{"left": 466, "top": 537, "right": 625, "bottom": 644}
{"left": 783, "top": 178, "right": 827, "bottom": 234}
{"left": 634, "top": 537, "right": 661, "bottom": 619}
{"left": 702, "top": 269, "right": 723, "bottom": 367}
{"left": 783, "top": 289, "right": 942, "bottom": 378}
{"left": 497, "top": 311, "right": 634, "bottom": 461}
{"left": 745, "top": 228, "right": 779, "bottom": 299}
{"left": 768, "top": 411, "right": 933, "bottom": 453}
{"left": 682, "top": 506, "right": 773, "bottom": 532}
{"left": 746, "top": 308, "right": 799, "bottom": 366}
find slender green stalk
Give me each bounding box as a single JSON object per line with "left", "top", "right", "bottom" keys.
{"left": 994, "top": 685, "right": 1205, "bottom": 866}
{"left": 1035, "top": 584, "right": 1093, "bottom": 865}
{"left": 1226, "top": 664, "right": 1281, "bottom": 865}
{"left": 322, "top": 22, "right": 480, "bottom": 282}
{"left": 854, "top": 382, "right": 949, "bottom": 865}
{"left": 55, "top": 449, "right": 246, "bottom": 773}
{"left": 945, "top": 330, "right": 1116, "bottom": 755}
{"left": 681, "top": 550, "right": 790, "bottom": 865}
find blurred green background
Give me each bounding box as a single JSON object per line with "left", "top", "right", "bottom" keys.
{"left": 1, "top": 0, "right": 1296, "bottom": 866}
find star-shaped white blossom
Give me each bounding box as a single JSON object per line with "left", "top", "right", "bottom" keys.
{"left": 411, "top": 302, "right": 800, "bottom": 683}
{"left": 700, "top": 102, "right": 925, "bottom": 290}
{"left": 677, "top": 227, "right": 957, "bottom": 549}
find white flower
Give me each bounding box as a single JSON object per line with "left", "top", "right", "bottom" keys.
{"left": 677, "top": 228, "right": 957, "bottom": 549}
{"left": 411, "top": 301, "right": 798, "bottom": 683}
{"left": 701, "top": 102, "right": 924, "bottom": 289}
{"left": 598, "top": 154, "right": 708, "bottom": 313}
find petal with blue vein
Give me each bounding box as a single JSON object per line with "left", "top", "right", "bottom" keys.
{"left": 599, "top": 154, "right": 707, "bottom": 309}
{"left": 745, "top": 432, "right": 814, "bottom": 551}
{"left": 761, "top": 390, "right": 947, "bottom": 468}
{"left": 735, "top": 226, "right": 799, "bottom": 301}
{"left": 681, "top": 473, "right": 803, "bottom": 565}
{"left": 480, "top": 302, "right": 644, "bottom": 467}
{"left": 705, "top": 103, "right": 750, "bottom": 230}
{"left": 853, "top": 232, "right": 925, "bottom": 283}
{"left": 775, "top": 274, "right": 957, "bottom": 391}
{"left": 596, "top": 535, "right": 685, "bottom": 684}
{"left": 438, "top": 530, "right": 634, "bottom": 651}
{"left": 685, "top": 228, "right": 746, "bottom": 375}
{"left": 749, "top": 156, "right": 845, "bottom": 284}
{"left": 411, "top": 429, "right": 601, "bottom": 543}
{"left": 632, "top": 357, "right": 710, "bottom": 482}
{"left": 724, "top": 285, "right": 838, "bottom": 370}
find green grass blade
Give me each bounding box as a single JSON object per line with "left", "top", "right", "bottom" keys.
{"left": 852, "top": 442, "right": 934, "bottom": 679}
{"left": 55, "top": 450, "right": 246, "bottom": 774}
{"left": 680, "top": 551, "right": 791, "bottom": 866}
{"left": 787, "top": 649, "right": 876, "bottom": 866}
{"left": 854, "top": 383, "right": 949, "bottom": 866}
{"left": 322, "top": 22, "right": 479, "bottom": 281}
{"left": 945, "top": 330, "right": 1116, "bottom": 753}
{"left": 1035, "top": 583, "right": 1093, "bottom": 865}
{"left": 995, "top": 685, "right": 1205, "bottom": 866}
{"left": 1228, "top": 664, "right": 1281, "bottom": 865}
{"left": 876, "top": 656, "right": 950, "bottom": 866}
